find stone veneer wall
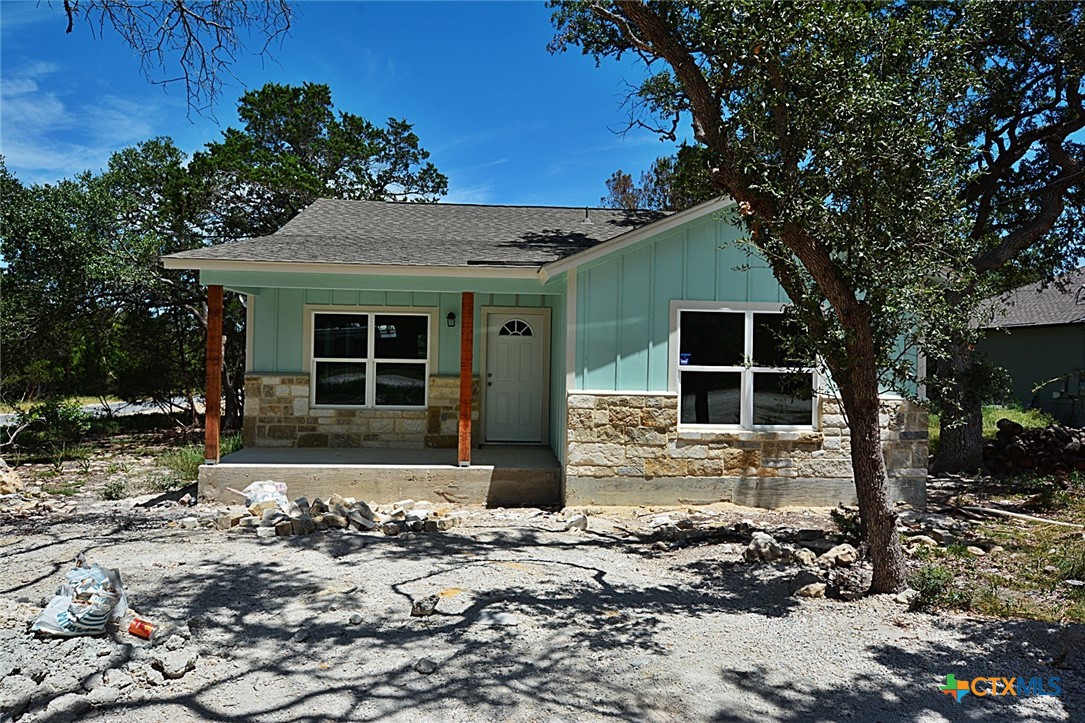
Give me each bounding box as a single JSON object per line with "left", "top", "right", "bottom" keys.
{"left": 565, "top": 394, "right": 928, "bottom": 507}
{"left": 242, "top": 374, "right": 480, "bottom": 449}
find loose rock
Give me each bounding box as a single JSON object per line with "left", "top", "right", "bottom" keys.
{"left": 744, "top": 532, "right": 785, "bottom": 562}
{"left": 155, "top": 649, "right": 197, "bottom": 680}
{"left": 818, "top": 544, "right": 859, "bottom": 568}
{"left": 411, "top": 594, "right": 440, "bottom": 617}
{"left": 565, "top": 513, "right": 588, "bottom": 531}
{"left": 414, "top": 657, "right": 438, "bottom": 674}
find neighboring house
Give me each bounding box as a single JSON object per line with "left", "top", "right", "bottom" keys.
{"left": 978, "top": 268, "right": 1085, "bottom": 426}
{"left": 163, "top": 197, "right": 927, "bottom": 509}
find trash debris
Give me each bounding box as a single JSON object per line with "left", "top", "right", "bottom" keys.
{"left": 127, "top": 617, "right": 158, "bottom": 640}
{"left": 31, "top": 554, "right": 128, "bottom": 637}
{"left": 232, "top": 480, "right": 289, "bottom": 508}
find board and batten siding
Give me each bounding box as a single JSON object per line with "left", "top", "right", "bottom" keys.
{"left": 574, "top": 214, "right": 785, "bottom": 392}
{"left": 247, "top": 286, "right": 564, "bottom": 381}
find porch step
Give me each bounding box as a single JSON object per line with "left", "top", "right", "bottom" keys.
{"left": 487, "top": 467, "right": 561, "bottom": 508}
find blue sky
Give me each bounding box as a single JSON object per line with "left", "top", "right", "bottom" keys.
{"left": 0, "top": 1, "right": 689, "bottom": 206}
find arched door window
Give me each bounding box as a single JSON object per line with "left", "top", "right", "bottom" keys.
{"left": 498, "top": 319, "right": 533, "bottom": 337}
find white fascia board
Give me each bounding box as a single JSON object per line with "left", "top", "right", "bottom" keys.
{"left": 160, "top": 257, "right": 541, "bottom": 280}
{"left": 538, "top": 195, "right": 736, "bottom": 282}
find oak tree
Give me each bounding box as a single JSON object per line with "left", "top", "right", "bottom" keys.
{"left": 551, "top": 0, "right": 1081, "bottom": 593}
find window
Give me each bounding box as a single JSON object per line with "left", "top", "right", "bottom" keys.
{"left": 499, "top": 319, "right": 533, "bottom": 336}
{"left": 677, "top": 307, "right": 814, "bottom": 428}
{"left": 311, "top": 312, "right": 429, "bottom": 408}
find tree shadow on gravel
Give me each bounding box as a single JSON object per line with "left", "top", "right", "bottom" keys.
{"left": 706, "top": 617, "right": 1084, "bottom": 722}
{"left": 18, "top": 521, "right": 1082, "bottom": 722}
{"left": 20, "top": 526, "right": 800, "bottom": 722}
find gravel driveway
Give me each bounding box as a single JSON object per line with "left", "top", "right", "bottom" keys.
{"left": 1, "top": 501, "right": 1081, "bottom": 722}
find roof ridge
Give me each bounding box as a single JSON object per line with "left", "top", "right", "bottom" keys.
{"left": 306, "top": 198, "right": 670, "bottom": 213}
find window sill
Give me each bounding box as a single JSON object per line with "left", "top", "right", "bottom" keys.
{"left": 677, "top": 428, "right": 822, "bottom": 443}
{"left": 310, "top": 405, "right": 428, "bottom": 412}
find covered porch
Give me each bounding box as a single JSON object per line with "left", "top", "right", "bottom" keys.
{"left": 198, "top": 444, "right": 562, "bottom": 508}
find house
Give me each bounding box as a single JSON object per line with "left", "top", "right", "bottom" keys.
{"left": 163, "top": 197, "right": 928, "bottom": 509}
{"left": 978, "top": 268, "right": 1085, "bottom": 426}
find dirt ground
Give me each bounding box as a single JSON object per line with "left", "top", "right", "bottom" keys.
{"left": 2, "top": 479, "right": 1082, "bottom": 723}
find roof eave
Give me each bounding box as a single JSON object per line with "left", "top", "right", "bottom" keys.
{"left": 538, "top": 195, "right": 736, "bottom": 282}
{"left": 160, "top": 257, "right": 544, "bottom": 280}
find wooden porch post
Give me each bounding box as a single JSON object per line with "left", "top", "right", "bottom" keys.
{"left": 458, "top": 291, "right": 475, "bottom": 466}
{"left": 204, "top": 285, "right": 223, "bottom": 465}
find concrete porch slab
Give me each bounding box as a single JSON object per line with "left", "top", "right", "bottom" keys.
{"left": 199, "top": 446, "right": 561, "bottom": 508}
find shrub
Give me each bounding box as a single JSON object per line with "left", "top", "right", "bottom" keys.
{"left": 909, "top": 565, "right": 972, "bottom": 611}
{"left": 15, "top": 398, "right": 92, "bottom": 451}
{"left": 101, "top": 479, "right": 127, "bottom": 500}
{"left": 830, "top": 505, "right": 862, "bottom": 546}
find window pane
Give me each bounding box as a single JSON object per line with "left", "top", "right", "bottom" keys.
{"left": 375, "top": 363, "right": 426, "bottom": 406}
{"left": 679, "top": 311, "right": 743, "bottom": 367}
{"left": 753, "top": 313, "right": 808, "bottom": 367}
{"left": 680, "top": 371, "right": 741, "bottom": 425}
{"left": 315, "top": 362, "right": 366, "bottom": 405}
{"left": 314, "top": 314, "right": 368, "bottom": 359}
{"left": 374, "top": 315, "right": 428, "bottom": 360}
{"left": 753, "top": 372, "right": 814, "bottom": 425}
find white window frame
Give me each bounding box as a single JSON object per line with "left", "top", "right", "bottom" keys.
{"left": 669, "top": 301, "right": 817, "bottom": 431}
{"left": 309, "top": 309, "right": 431, "bottom": 410}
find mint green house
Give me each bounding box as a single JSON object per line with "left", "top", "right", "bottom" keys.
{"left": 164, "top": 197, "right": 927, "bottom": 508}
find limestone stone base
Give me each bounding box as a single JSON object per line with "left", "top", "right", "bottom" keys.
{"left": 242, "top": 373, "right": 479, "bottom": 449}
{"left": 565, "top": 475, "right": 925, "bottom": 508}
{"left": 564, "top": 392, "right": 928, "bottom": 509}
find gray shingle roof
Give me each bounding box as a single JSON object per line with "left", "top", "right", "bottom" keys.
{"left": 166, "top": 199, "right": 668, "bottom": 268}
{"left": 982, "top": 267, "right": 1085, "bottom": 329}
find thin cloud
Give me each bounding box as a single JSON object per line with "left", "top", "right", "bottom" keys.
{"left": 443, "top": 181, "right": 496, "bottom": 205}
{"left": 1, "top": 64, "right": 163, "bottom": 182}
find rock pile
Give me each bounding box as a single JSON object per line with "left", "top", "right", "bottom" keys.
{"left": 0, "top": 495, "right": 69, "bottom": 522}
{"left": 896, "top": 509, "right": 998, "bottom": 556}
{"left": 983, "top": 418, "right": 1085, "bottom": 475}
{"left": 218, "top": 495, "right": 462, "bottom": 538}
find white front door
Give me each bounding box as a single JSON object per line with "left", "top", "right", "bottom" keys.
{"left": 485, "top": 311, "right": 547, "bottom": 442}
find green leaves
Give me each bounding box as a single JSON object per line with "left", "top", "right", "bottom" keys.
{"left": 194, "top": 82, "right": 448, "bottom": 241}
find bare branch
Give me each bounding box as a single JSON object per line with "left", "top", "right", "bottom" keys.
{"left": 61, "top": 1, "right": 292, "bottom": 117}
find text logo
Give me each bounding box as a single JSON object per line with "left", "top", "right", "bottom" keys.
{"left": 940, "top": 674, "right": 1061, "bottom": 703}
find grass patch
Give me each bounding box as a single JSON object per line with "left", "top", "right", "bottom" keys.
{"left": 158, "top": 433, "right": 243, "bottom": 482}
{"left": 910, "top": 480, "right": 1085, "bottom": 623}
{"left": 42, "top": 480, "right": 84, "bottom": 496}
{"left": 928, "top": 404, "right": 1057, "bottom": 457}
{"left": 144, "top": 471, "right": 183, "bottom": 493}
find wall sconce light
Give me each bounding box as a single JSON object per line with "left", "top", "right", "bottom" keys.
{"left": 446, "top": 312, "right": 457, "bottom": 328}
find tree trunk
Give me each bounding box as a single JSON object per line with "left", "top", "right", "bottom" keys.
{"left": 931, "top": 342, "right": 984, "bottom": 474}
{"left": 833, "top": 324, "right": 907, "bottom": 594}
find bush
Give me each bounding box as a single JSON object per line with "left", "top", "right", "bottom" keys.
{"left": 909, "top": 566, "right": 972, "bottom": 611}
{"left": 830, "top": 505, "right": 862, "bottom": 546}
{"left": 101, "top": 479, "right": 127, "bottom": 500}
{"left": 14, "top": 398, "right": 92, "bottom": 451}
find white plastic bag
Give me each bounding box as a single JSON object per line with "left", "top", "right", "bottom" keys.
{"left": 31, "top": 554, "right": 128, "bottom": 637}
{"left": 239, "top": 480, "right": 288, "bottom": 507}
